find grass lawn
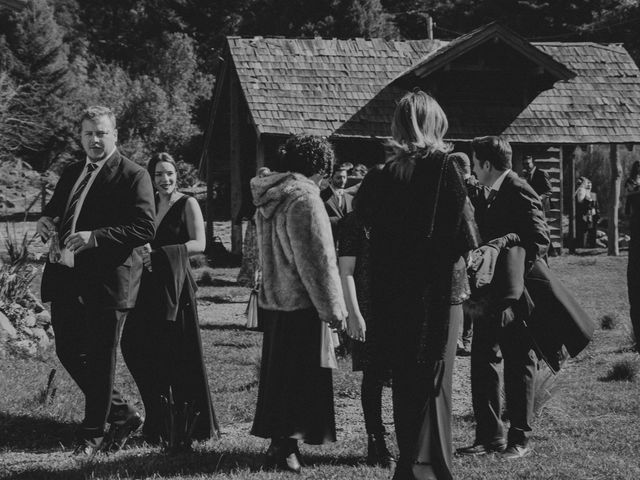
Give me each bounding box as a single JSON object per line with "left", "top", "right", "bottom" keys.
{"left": 1, "top": 254, "right": 639, "bottom": 479}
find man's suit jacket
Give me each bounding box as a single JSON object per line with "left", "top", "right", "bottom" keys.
{"left": 526, "top": 168, "right": 552, "bottom": 199}
{"left": 41, "top": 150, "right": 156, "bottom": 309}
{"left": 320, "top": 187, "right": 353, "bottom": 239}
{"left": 476, "top": 171, "right": 550, "bottom": 265}
{"left": 478, "top": 174, "right": 593, "bottom": 372}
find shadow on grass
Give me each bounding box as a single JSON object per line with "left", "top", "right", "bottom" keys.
{"left": 4, "top": 448, "right": 364, "bottom": 479}
{"left": 0, "top": 413, "right": 76, "bottom": 451}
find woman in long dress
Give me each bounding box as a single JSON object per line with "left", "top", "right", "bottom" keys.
{"left": 363, "top": 90, "right": 479, "bottom": 480}
{"left": 338, "top": 165, "right": 395, "bottom": 467}
{"left": 121, "top": 152, "right": 219, "bottom": 445}
{"left": 250, "top": 135, "right": 346, "bottom": 473}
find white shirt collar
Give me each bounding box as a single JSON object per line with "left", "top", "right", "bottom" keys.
{"left": 85, "top": 148, "right": 116, "bottom": 170}
{"left": 489, "top": 168, "right": 511, "bottom": 193}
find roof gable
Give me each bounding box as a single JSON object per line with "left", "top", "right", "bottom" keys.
{"left": 402, "top": 22, "right": 574, "bottom": 83}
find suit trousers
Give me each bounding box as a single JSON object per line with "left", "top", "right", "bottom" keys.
{"left": 51, "top": 300, "right": 134, "bottom": 440}
{"left": 470, "top": 305, "right": 537, "bottom": 447}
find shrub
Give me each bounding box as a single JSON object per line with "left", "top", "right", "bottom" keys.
{"left": 194, "top": 267, "right": 216, "bottom": 286}
{"left": 2, "top": 221, "right": 36, "bottom": 266}
{"left": 189, "top": 253, "right": 209, "bottom": 269}
{"left": 534, "top": 363, "right": 562, "bottom": 417}
{"left": 0, "top": 263, "right": 37, "bottom": 309}
{"left": 600, "top": 314, "right": 618, "bottom": 330}
{"left": 603, "top": 359, "right": 637, "bottom": 382}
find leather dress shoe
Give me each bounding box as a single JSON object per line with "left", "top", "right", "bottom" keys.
{"left": 103, "top": 412, "right": 143, "bottom": 452}
{"left": 501, "top": 444, "right": 532, "bottom": 460}
{"left": 366, "top": 433, "right": 396, "bottom": 468}
{"left": 456, "top": 442, "right": 506, "bottom": 456}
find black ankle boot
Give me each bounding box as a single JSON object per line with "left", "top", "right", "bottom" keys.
{"left": 265, "top": 438, "right": 302, "bottom": 474}
{"left": 366, "top": 433, "right": 396, "bottom": 468}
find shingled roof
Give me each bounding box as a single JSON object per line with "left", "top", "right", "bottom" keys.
{"left": 225, "top": 34, "right": 640, "bottom": 143}
{"left": 503, "top": 42, "right": 640, "bottom": 143}
{"left": 228, "top": 36, "right": 445, "bottom": 138}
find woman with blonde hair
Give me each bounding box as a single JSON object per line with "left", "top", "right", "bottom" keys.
{"left": 362, "top": 90, "right": 479, "bottom": 480}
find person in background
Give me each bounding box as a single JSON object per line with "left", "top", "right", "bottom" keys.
{"left": 237, "top": 167, "right": 271, "bottom": 288}
{"left": 121, "top": 152, "right": 220, "bottom": 445}
{"left": 522, "top": 155, "right": 552, "bottom": 213}
{"left": 575, "top": 176, "right": 600, "bottom": 248}
{"left": 625, "top": 160, "right": 640, "bottom": 352}
{"left": 36, "top": 106, "right": 155, "bottom": 455}
{"left": 338, "top": 165, "right": 395, "bottom": 468}
{"left": 364, "top": 90, "right": 479, "bottom": 480}
{"left": 250, "top": 134, "right": 347, "bottom": 474}
{"left": 321, "top": 163, "right": 353, "bottom": 242}
{"left": 345, "top": 163, "right": 371, "bottom": 196}
{"left": 352, "top": 163, "right": 368, "bottom": 178}
{"left": 449, "top": 152, "right": 481, "bottom": 356}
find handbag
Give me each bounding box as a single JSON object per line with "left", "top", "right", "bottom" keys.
{"left": 245, "top": 267, "right": 261, "bottom": 330}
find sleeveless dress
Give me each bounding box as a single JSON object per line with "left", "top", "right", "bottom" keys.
{"left": 122, "top": 195, "right": 220, "bottom": 442}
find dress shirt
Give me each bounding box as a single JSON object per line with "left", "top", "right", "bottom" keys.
{"left": 485, "top": 168, "right": 511, "bottom": 199}
{"left": 58, "top": 149, "right": 113, "bottom": 267}
{"left": 67, "top": 151, "right": 113, "bottom": 235}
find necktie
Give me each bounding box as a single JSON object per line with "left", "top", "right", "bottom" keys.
{"left": 59, "top": 163, "right": 98, "bottom": 246}
{"left": 486, "top": 188, "right": 498, "bottom": 206}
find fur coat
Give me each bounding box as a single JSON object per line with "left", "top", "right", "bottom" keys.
{"left": 250, "top": 172, "right": 347, "bottom": 324}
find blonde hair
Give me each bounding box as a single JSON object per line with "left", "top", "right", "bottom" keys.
{"left": 387, "top": 90, "right": 451, "bottom": 181}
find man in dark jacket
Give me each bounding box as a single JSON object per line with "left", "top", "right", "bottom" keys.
{"left": 320, "top": 163, "right": 353, "bottom": 242}
{"left": 522, "top": 155, "right": 552, "bottom": 213}
{"left": 36, "top": 106, "right": 156, "bottom": 455}
{"left": 457, "top": 136, "right": 550, "bottom": 460}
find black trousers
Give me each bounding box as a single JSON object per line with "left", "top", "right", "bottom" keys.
{"left": 470, "top": 305, "right": 537, "bottom": 447}
{"left": 51, "top": 300, "right": 135, "bottom": 440}
{"left": 628, "top": 238, "right": 640, "bottom": 350}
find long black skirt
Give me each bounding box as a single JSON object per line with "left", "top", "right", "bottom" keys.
{"left": 251, "top": 307, "right": 336, "bottom": 445}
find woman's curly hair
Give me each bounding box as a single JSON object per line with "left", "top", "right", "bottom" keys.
{"left": 278, "top": 134, "right": 335, "bottom": 178}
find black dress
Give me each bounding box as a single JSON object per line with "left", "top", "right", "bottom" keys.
{"left": 367, "top": 150, "right": 478, "bottom": 480}
{"left": 122, "top": 195, "right": 220, "bottom": 442}
{"left": 251, "top": 307, "right": 336, "bottom": 445}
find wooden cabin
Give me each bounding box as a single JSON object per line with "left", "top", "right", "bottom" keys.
{"left": 200, "top": 22, "right": 640, "bottom": 255}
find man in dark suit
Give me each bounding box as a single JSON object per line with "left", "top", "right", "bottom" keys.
{"left": 522, "top": 155, "right": 552, "bottom": 212}
{"left": 36, "top": 106, "right": 156, "bottom": 455}
{"left": 457, "top": 136, "right": 550, "bottom": 460}
{"left": 320, "top": 164, "right": 353, "bottom": 242}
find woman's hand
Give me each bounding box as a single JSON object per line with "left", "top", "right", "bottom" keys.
{"left": 346, "top": 313, "right": 366, "bottom": 342}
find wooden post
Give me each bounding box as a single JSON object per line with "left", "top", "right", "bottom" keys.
{"left": 608, "top": 143, "right": 621, "bottom": 256}
{"left": 229, "top": 71, "right": 243, "bottom": 256}
{"left": 426, "top": 14, "right": 434, "bottom": 40}
{"left": 206, "top": 150, "right": 215, "bottom": 244}
{"left": 256, "top": 137, "right": 265, "bottom": 170}
{"left": 565, "top": 146, "right": 577, "bottom": 253}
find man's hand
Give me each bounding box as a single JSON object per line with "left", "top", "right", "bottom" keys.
{"left": 36, "top": 216, "right": 59, "bottom": 243}
{"left": 137, "top": 243, "right": 152, "bottom": 271}
{"left": 65, "top": 231, "right": 96, "bottom": 253}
